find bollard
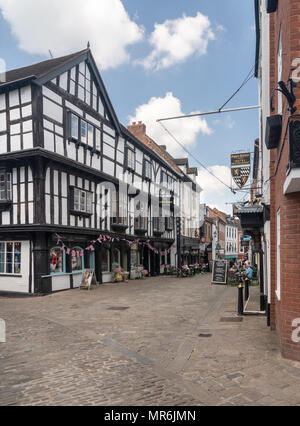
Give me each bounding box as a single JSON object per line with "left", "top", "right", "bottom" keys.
{"left": 238, "top": 284, "right": 244, "bottom": 316}
{"left": 245, "top": 279, "right": 249, "bottom": 301}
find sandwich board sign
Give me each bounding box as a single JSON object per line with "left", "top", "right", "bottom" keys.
{"left": 80, "top": 269, "right": 97, "bottom": 290}
{"left": 211, "top": 260, "right": 228, "bottom": 285}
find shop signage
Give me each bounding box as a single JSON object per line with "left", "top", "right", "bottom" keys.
{"left": 241, "top": 240, "right": 250, "bottom": 247}
{"left": 211, "top": 260, "right": 228, "bottom": 285}
{"left": 231, "top": 153, "right": 251, "bottom": 166}
{"left": 231, "top": 152, "right": 251, "bottom": 189}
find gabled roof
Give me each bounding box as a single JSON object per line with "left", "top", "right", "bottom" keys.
{"left": 187, "top": 167, "right": 198, "bottom": 176}
{"left": 0, "top": 49, "right": 121, "bottom": 134}
{"left": 174, "top": 158, "right": 189, "bottom": 167}
{"left": 123, "top": 124, "right": 182, "bottom": 176}
{"left": 1, "top": 49, "right": 88, "bottom": 85}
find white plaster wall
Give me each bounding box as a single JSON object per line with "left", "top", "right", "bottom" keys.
{"left": 72, "top": 273, "right": 82, "bottom": 288}
{"left": 0, "top": 241, "right": 30, "bottom": 293}
{"left": 52, "top": 275, "right": 71, "bottom": 292}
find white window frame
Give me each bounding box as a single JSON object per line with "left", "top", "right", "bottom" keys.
{"left": 0, "top": 172, "right": 12, "bottom": 201}
{"left": 276, "top": 209, "right": 281, "bottom": 300}
{"left": 73, "top": 188, "right": 93, "bottom": 214}
{"left": 277, "top": 30, "right": 282, "bottom": 114}
{"left": 0, "top": 241, "right": 22, "bottom": 275}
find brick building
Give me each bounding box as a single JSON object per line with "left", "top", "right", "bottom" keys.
{"left": 208, "top": 207, "right": 227, "bottom": 259}
{"left": 254, "top": 0, "right": 300, "bottom": 362}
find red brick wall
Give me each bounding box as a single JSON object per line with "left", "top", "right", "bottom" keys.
{"left": 269, "top": 0, "right": 300, "bottom": 362}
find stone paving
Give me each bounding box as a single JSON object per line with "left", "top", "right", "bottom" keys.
{"left": 0, "top": 274, "right": 300, "bottom": 406}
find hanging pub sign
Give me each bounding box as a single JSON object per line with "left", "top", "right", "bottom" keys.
{"left": 211, "top": 260, "right": 228, "bottom": 285}
{"left": 231, "top": 152, "right": 251, "bottom": 189}
{"left": 231, "top": 153, "right": 251, "bottom": 166}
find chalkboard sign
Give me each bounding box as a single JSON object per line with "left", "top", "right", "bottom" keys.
{"left": 211, "top": 260, "right": 228, "bottom": 285}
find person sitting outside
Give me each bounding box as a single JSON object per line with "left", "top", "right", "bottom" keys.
{"left": 242, "top": 262, "right": 253, "bottom": 285}
{"left": 230, "top": 264, "right": 237, "bottom": 273}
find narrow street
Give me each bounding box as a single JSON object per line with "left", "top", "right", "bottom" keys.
{"left": 1, "top": 275, "right": 299, "bottom": 406}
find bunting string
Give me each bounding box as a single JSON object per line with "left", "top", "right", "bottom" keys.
{"left": 55, "top": 233, "right": 175, "bottom": 257}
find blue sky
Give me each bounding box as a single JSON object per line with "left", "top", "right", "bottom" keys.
{"left": 0, "top": 0, "right": 258, "bottom": 213}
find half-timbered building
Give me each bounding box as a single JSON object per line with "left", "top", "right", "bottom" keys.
{"left": 0, "top": 48, "right": 190, "bottom": 293}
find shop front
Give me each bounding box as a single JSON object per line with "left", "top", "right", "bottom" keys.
{"left": 180, "top": 237, "right": 201, "bottom": 266}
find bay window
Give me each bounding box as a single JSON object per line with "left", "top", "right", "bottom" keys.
{"left": 111, "top": 190, "right": 128, "bottom": 228}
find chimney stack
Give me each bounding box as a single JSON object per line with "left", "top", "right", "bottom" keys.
{"left": 127, "top": 121, "right": 146, "bottom": 139}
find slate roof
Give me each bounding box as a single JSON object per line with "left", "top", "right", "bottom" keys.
{"left": 174, "top": 158, "right": 189, "bottom": 166}
{"left": 0, "top": 49, "right": 88, "bottom": 85}
{"left": 236, "top": 205, "right": 264, "bottom": 214}
{"left": 187, "top": 167, "right": 198, "bottom": 175}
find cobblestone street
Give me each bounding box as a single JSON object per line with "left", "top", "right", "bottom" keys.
{"left": 0, "top": 274, "right": 300, "bottom": 406}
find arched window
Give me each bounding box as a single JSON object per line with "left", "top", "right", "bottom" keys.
{"left": 101, "top": 248, "right": 110, "bottom": 272}
{"left": 50, "top": 247, "right": 65, "bottom": 274}
{"left": 112, "top": 248, "right": 120, "bottom": 267}
{"left": 71, "top": 247, "right": 84, "bottom": 272}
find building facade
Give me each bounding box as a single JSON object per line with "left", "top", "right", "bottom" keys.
{"left": 0, "top": 49, "right": 201, "bottom": 294}
{"left": 225, "top": 217, "right": 239, "bottom": 264}
{"left": 208, "top": 207, "right": 227, "bottom": 259}
{"left": 251, "top": 0, "right": 300, "bottom": 362}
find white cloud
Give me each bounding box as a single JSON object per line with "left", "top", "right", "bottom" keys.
{"left": 225, "top": 115, "right": 235, "bottom": 129}
{"left": 197, "top": 165, "right": 234, "bottom": 214}
{"left": 128, "top": 92, "right": 212, "bottom": 157}
{"left": 138, "top": 12, "right": 215, "bottom": 70}
{"left": 0, "top": 0, "right": 144, "bottom": 70}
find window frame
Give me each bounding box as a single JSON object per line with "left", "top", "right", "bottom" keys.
{"left": 276, "top": 209, "right": 281, "bottom": 300}
{"left": 0, "top": 171, "right": 12, "bottom": 203}
{"left": 68, "top": 112, "right": 103, "bottom": 153}
{"left": 101, "top": 248, "right": 110, "bottom": 273}
{"left": 49, "top": 246, "right": 66, "bottom": 276}
{"left": 71, "top": 246, "right": 84, "bottom": 273}
{"left": 144, "top": 158, "right": 152, "bottom": 180}
{"left": 70, "top": 186, "right": 93, "bottom": 217}
{"left": 126, "top": 146, "right": 135, "bottom": 171}
{"left": 0, "top": 241, "right": 22, "bottom": 276}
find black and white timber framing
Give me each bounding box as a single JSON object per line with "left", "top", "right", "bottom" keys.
{"left": 0, "top": 49, "right": 201, "bottom": 293}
